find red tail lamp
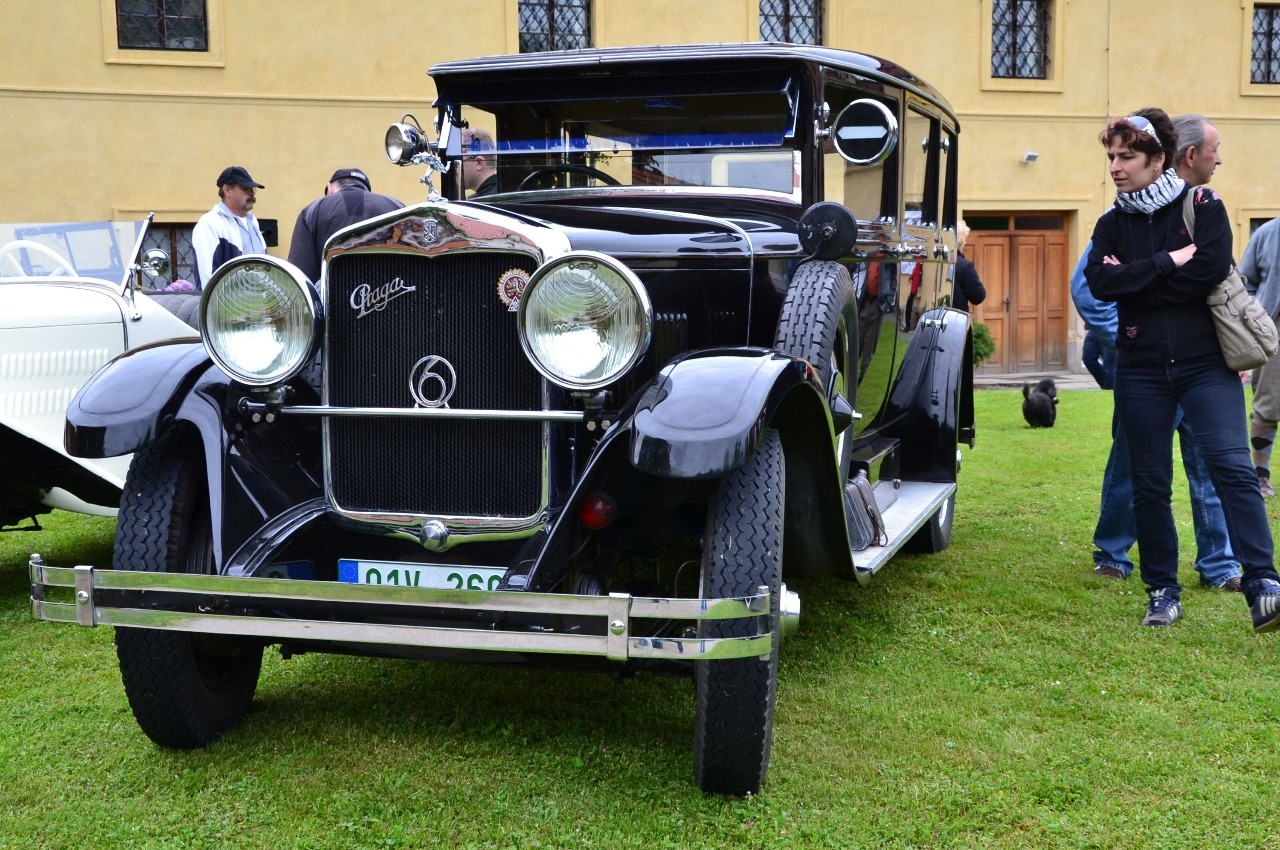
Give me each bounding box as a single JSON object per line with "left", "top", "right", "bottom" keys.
{"left": 578, "top": 491, "right": 617, "bottom": 530}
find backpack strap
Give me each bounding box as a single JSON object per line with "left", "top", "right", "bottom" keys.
{"left": 1181, "top": 188, "right": 1196, "bottom": 239}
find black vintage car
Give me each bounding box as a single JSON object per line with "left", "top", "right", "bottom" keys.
{"left": 30, "top": 43, "right": 974, "bottom": 795}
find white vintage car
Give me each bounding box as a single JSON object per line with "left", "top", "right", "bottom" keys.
{"left": 0, "top": 219, "right": 197, "bottom": 529}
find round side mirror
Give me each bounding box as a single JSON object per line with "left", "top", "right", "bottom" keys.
{"left": 830, "top": 99, "right": 899, "bottom": 167}
{"left": 140, "top": 248, "right": 170, "bottom": 279}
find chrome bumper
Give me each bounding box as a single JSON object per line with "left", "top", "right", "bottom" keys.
{"left": 28, "top": 556, "right": 776, "bottom": 662}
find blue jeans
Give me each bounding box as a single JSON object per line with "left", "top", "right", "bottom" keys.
{"left": 1113, "top": 352, "right": 1277, "bottom": 595}
{"left": 1094, "top": 409, "right": 1242, "bottom": 585}
{"left": 1082, "top": 330, "right": 1116, "bottom": 390}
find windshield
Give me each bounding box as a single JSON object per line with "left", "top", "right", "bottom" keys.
{"left": 446, "top": 76, "right": 802, "bottom": 199}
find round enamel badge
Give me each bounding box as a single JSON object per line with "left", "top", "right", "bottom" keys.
{"left": 497, "top": 267, "right": 529, "bottom": 311}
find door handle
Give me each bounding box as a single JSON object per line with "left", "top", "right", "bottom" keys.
{"left": 1002, "top": 297, "right": 1011, "bottom": 313}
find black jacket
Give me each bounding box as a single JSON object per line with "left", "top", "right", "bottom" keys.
{"left": 287, "top": 185, "right": 404, "bottom": 282}
{"left": 1086, "top": 186, "right": 1231, "bottom": 367}
{"left": 952, "top": 253, "right": 986, "bottom": 312}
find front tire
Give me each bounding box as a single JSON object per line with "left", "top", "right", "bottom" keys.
{"left": 693, "top": 429, "right": 784, "bottom": 795}
{"left": 113, "top": 427, "right": 262, "bottom": 748}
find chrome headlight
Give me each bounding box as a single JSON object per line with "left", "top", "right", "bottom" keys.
{"left": 200, "top": 256, "right": 320, "bottom": 386}
{"left": 518, "top": 252, "right": 651, "bottom": 390}
{"left": 385, "top": 123, "right": 422, "bottom": 164}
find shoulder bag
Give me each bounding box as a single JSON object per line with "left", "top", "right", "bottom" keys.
{"left": 1182, "top": 189, "right": 1279, "bottom": 371}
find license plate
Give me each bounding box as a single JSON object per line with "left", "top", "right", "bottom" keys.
{"left": 338, "top": 558, "right": 505, "bottom": 591}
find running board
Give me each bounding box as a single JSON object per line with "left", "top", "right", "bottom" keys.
{"left": 852, "top": 480, "right": 955, "bottom": 578}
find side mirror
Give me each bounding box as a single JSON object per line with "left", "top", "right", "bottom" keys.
{"left": 830, "top": 99, "right": 899, "bottom": 167}
{"left": 139, "top": 248, "right": 170, "bottom": 280}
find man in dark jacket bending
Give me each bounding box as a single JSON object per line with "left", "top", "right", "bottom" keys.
{"left": 287, "top": 168, "right": 403, "bottom": 282}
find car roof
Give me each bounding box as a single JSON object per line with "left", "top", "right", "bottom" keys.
{"left": 429, "top": 42, "right": 955, "bottom": 120}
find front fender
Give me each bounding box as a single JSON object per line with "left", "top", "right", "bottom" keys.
{"left": 66, "top": 339, "right": 213, "bottom": 459}
{"left": 630, "top": 347, "right": 823, "bottom": 480}
{"left": 881, "top": 307, "right": 973, "bottom": 482}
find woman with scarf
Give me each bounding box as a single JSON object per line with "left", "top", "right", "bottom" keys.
{"left": 1085, "top": 107, "right": 1280, "bottom": 631}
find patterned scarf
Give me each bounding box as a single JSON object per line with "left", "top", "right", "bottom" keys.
{"left": 1113, "top": 168, "right": 1186, "bottom": 215}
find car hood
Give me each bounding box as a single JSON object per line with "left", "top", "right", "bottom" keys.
{"left": 0, "top": 281, "right": 127, "bottom": 329}
{"left": 480, "top": 195, "right": 804, "bottom": 261}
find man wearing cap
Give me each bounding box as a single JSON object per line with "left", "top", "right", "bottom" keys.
{"left": 287, "top": 168, "right": 403, "bottom": 282}
{"left": 193, "top": 165, "right": 268, "bottom": 288}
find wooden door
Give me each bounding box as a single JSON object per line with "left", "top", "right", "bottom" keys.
{"left": 970, "top": 229, "right": 1067, "bottom": 373}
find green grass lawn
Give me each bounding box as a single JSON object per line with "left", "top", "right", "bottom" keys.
{"left": 3, "top": 388, "right": 1279, "bottom": 849}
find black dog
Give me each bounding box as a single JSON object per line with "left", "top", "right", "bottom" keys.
{"left": 1022, "top": 378, "right": 1058, "bottom": 428}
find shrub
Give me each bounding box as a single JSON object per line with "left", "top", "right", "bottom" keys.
{"left": 971, "top": 322, "right": 995, "bottom": 366}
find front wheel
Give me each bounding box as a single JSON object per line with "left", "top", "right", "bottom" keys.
{"left": 693, "top": 429, "right": 784, "bottom": 795}
{"left": 113, "top": 427, "right": 262, "bottom": 748}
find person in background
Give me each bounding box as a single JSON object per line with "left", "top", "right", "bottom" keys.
{"left": 1240, "top": 216, "right": 1280, "bottom": 499}
{"left": 1069, "top": 111, "right": 1241, "bottom": 594}
{"left": 460, "top": 128, "right": 499, "bottom": 197}
{"left": 951, "top": 220, "right": 987, "bottom": 312}
{"left": 1071, "top": 240, "right": 1241, "bottom": 591}
{"left": 287, "top": 168, "right": 403, "bottom": 283}
{"left": 192, "top": 166, "right": 266, "bottom": 288}
{"left": 1085, "top": 107, "right": 1277, "bottom": 630}
{"left": 1171, "top": 113, "right": 1223, "bottom": 188}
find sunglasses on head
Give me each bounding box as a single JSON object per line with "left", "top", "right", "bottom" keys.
{"left": 1124, "top": 114, "right": 1156, "bottom": 138}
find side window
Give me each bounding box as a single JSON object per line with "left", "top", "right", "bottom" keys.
{"left": 941, "top": 125, "right": 958, "bottom": 233}
{"left": 116, "top": 0, "right": 207, "bottom": 50}
{"left": 901, "top": 107, "right": 938, "bottom": 229}
{"left": 518, "top": 0, "right": 592, "bottom": 52}
{"left": 759, "top": 0, "right": 823, "bottom": 45}
{"left": 821, "top": 85, "right": 898, "bottom": 224}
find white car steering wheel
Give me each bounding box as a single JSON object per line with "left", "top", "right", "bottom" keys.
{"left": 0, "top": 240, "right": 77, "bottom": 277}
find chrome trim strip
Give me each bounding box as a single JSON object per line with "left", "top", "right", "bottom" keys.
{"left": 31, "top": 565, "right": 765, "bottom": 619}
{"left": 32, "top": 604, "right": 770, "bottom": 661}
{"left": 266, "top": 404, "right": 585, "bottom": 423}
{"left": 29, "top": 563, "right": 772, "bottom": 662}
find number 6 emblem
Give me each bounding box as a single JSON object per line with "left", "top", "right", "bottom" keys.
{"left": 409, "top": 355, "right": 457, "bottom": 409}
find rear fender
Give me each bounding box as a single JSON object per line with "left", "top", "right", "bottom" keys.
{"left": 880, "top": 308, "right": 972, "bottom": 482}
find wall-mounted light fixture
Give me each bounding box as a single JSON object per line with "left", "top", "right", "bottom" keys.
{"left": 1021, "top": 151, "right": 1040, "bottom": 165}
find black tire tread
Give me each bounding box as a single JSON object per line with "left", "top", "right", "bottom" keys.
{"left": 114, "top": 427, "right": 261, "bottom": 749}
{"left": 693, "top": 429, "right": 784, "bottom": 796}
{"left": 774, "top": 260, "right": 855, "bottom": 390}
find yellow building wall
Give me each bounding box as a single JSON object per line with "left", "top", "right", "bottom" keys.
{"left": 3, "top": 0, "right": 1278, "bottom": 280}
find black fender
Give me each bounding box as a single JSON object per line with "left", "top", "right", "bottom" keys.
{"left": 631, "top": 347, "right": 820, "bottom": 479}
{"left": 66, "top": 339, "right": 213, "bottom": 459}
{"left": 879, "top": 307, "right": 973, "bottom": 482}
{"left": 629, "top": 346, "right": 854, "bottom": 577}
{"left": 66, "top": 339, "right": 323, "bottom": 570}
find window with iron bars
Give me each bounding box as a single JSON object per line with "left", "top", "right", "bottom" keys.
{"left": 1253, "top": 5, "right": 1280, "bottom": 83}
{"left": 141, "top": 224, "right": 198, "bottom": 290}
{"left": 117, "top": 0, "right": 208, "bottom": 51}
{"left": 519, "top": 0, "right": 591, "bottom": 53}
{"left": 991, "top": 0, "right": 1049, "bottom": 79}
{"left": 759, "top": 0, "right": 822, "bottom": 45}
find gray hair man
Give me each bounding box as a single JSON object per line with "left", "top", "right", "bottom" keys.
{"left": 1172, "top": 113, "right": 1223, "bottom": 187}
